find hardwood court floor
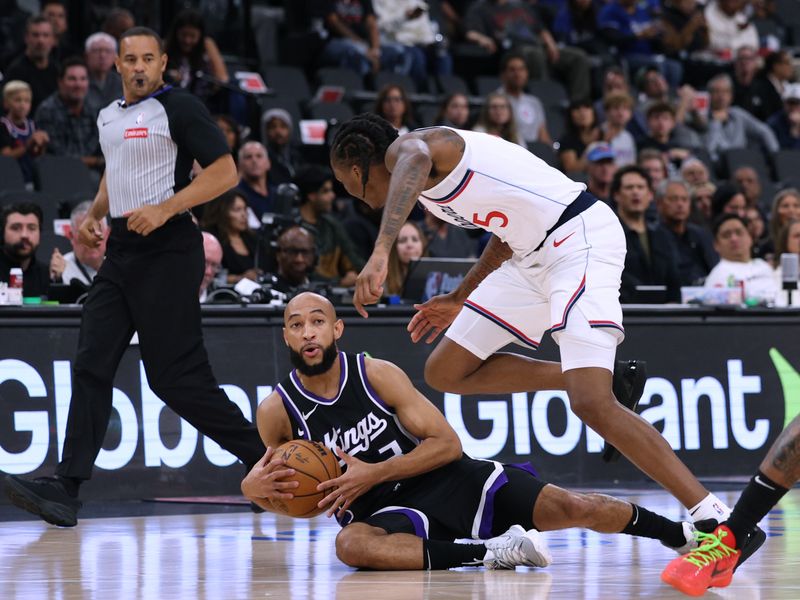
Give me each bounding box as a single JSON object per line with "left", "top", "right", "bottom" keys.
{"left": 1, "top": 488, "right": 798, "bottom": 599}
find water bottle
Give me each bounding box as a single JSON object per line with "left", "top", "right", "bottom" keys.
{"left": 8, "top": 267, "right": 23, "bottom": 305}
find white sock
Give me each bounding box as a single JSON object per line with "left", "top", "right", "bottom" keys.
{"left": 688, "top": 492, "right": 732, "bottom": 522}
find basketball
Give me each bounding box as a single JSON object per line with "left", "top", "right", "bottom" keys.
{"left": 270, "top": 440, "right": 343, "bottom": 518}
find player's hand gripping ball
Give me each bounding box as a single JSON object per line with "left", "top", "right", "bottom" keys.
{"left": 270, "top": 440, "right": 343, "bottom": 517}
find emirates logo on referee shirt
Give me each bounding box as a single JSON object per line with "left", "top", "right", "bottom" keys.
{"left": 124, "top": 128, "right": 148, "bottom": 139}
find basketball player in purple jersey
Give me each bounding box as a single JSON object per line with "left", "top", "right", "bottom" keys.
{"left": 328, "top": 114, "right": 763, "bottom": 561}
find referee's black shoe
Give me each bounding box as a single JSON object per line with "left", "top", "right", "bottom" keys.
{"left": 602, "top": 359, "right": 648, "bottom": 463}
{"left": 4, "top": 475, "right": 82, "bottom": 527}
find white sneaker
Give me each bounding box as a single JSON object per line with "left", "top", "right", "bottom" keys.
{"left": 664, "top": 519, "right": 718, "bottom": 555}
{"left": 482, "top": 525, "right": 552, "bottom": 569}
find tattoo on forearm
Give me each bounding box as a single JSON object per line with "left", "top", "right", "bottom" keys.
{"left": 769, "top": 419, "right": 800, "bottom": 485}
{"left": 376, "top": 155, "right": 430, "bottom": 253}
{"left": 459, "top": 236, "right": 512, "bottom": 298}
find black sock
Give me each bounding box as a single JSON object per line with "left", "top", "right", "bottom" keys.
{"left": 622, "top": 503, "right": 686, "bottom": 548}
{"left": 56, "top": 476, "right": 81, "bottom": 498}
{"left": 726, "top": 471, "right": 788, "bottom": 546}
{"left": 422, "top": 539, "right": 487, "bottom": 570}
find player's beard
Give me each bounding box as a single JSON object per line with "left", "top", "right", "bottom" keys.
{"left": 289, "top": 342, "right": 339, "bottom": 377}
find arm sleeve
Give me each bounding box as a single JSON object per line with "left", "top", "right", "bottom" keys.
{"left": 164, "top": 91, "right": 230, "bottom": 167}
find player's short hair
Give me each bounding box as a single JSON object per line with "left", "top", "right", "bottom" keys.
{"left": 329, "top": 113, "right": 399, "bottom": 194}
{"left": 119, "top": 26, "right": 164, "bottom": 54}
{"left": 2, "top": 80, "right": 32, "bottom": 102}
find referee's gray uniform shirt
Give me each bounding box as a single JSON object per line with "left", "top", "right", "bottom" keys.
{"left": 97, "top": 85, "right": 228, "bottom": 217}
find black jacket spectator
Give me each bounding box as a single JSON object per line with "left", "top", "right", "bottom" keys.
{"left": 620, "top": 220, "right": 682, "bottom": 303}
{"left": 664, "top": 222, "right": 719, "bottom": 286}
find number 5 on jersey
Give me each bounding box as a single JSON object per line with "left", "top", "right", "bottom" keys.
{"left": 472, "top": 210, "right": 508, "bottom": 228}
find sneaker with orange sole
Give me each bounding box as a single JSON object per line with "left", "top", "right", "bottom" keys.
{"left": 660, "top": 525, "right": 741, "bottom": 597}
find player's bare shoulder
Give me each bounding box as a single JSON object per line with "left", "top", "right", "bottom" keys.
{"left": 386, "top": 127, "right": 465, "bottom": 182}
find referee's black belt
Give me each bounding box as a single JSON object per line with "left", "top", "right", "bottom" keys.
{"left": 533, "top": 191, "right": 597, "bottom": 252}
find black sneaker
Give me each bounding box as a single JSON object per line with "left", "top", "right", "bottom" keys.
{"left": 602, "top": 359, "right": 648, "bottom": 463}
{"left": 4, "top": 475, "right": 82, "bottom": 527}
{"left": 734, "top": 525, "right": 766, "bottom": 572}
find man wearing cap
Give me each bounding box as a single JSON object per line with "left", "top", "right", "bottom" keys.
{"left": 585, "top": 142, "right": 618, "bottom": 207}
{"left": 768, "top": 83, "right": 800, "bottom": 150}
{"left": 262, "top": 108, "right": 304, "bottom": 186}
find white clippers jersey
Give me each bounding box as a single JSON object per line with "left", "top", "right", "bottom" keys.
{"left": 418, "top": 128, "right": 586, "bottom": 264}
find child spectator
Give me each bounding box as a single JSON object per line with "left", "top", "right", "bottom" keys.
{"left": 0, "top": 80, "right": 49, "bottom": 184}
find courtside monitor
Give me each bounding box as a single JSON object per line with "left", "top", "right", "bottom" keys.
{"left": 402, "top": 257, "right": 476, "bottom": 302}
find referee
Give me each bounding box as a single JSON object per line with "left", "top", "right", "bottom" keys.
{"left": 4, "top": 27, "right": 265, "bottom": 527}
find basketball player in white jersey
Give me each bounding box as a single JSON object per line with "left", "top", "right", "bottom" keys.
{"left": 328, "top": 114, "right": 761, "bottom": 556}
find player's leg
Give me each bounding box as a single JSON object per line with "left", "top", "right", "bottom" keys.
{"left": 335, "top": 522, "right": 429, "bottom": 570}
{"left": 661, "top": 414, "right": 799, "bottom": 595}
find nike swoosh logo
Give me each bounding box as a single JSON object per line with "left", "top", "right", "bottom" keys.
{"left": 553, "top": 232, "right": 575, "bottom": 247}
{"left": 302, "top": 405, "right": 318, "bottom": 421}
{"left": 297, "top": 428, "right": 305, "bottom": 437}
{"left": 631, "top": 505, "right": 639, "bottom": 525}
{"left": 754, "top": 475, "right": 776, "bottom": 490}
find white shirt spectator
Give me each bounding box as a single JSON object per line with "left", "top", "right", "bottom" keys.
{"left": 705, "top": 1, "right": 759, "bottom": 55}
{"left": 60, "top": 251, "right": 97, "bottom": 286}
{"left": 705, "top": 258, "right": 778, "bottom": 302}
{"left": 502, "top": 90, "right": 547, "bottom": 145}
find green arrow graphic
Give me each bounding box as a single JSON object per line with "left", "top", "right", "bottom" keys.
{"left": 769, "top": 348, "right": 800, "bottom": 428}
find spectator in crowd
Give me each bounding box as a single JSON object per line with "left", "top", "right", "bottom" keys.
{"left": 386, "top": 220, "right": 426, "bottom": 297}
{"left": 701, "top": 73, "right": 779, "bottom": 163}
{"left": 704, "top": 0, "right": 759, "bottom": 58}
{"left": 372, "top": 0, "right": 452, "bottom": 84}
{"left": 268, "top": 225, "right": 332, "bottom": 297}
{"left": 681, "top": 158, "right": 710, "bottom": 187}
{"left": 705, "top": 214, "right": 778, "bottom": 302}
{"left": 34, "top": 57, "right": 103, "bottom": 172}
{"left": 261, "top": 108, "right": 303, "bottom": 186}
{"left": 598, "top": 0, "right": 683, "bottom": 89}
{"left": 558, "top": 99, "right": 601, "bottom": 172}
{"left": 296, "top": 165, "right": 365, "bottom": 287}
{"left": 764, "top": 188, "right": 800, "bottom": 257}
{"left": 773, "top": 219, "right": 800, "bottom": 306}
{"left": 422, "top": 211, "right": 476, "bottom": 259}
{"left": 0, "top": 80, "right": 49, "bottom": 184}
{"left": 463, "top": 0, "right": 591, "bottom": 102}
{"left": 473, "top": 92, "right": 523, "bottom": 146}
{"left": 375, "top": 84, "right": 415, "bottom": 135}
{"left": 661, "top": 0, "right": 710, "bottom": 60}
{"left": 768, "top": 84, "right": 800, "bottom": 150}
{"left": 42, "top": 0, "right": 78, "bottom": 63}
{"left": 215, "top": 114, "right": 241, "bottom": 160}
{"left": 639, "top": 101, "right": 703, "bottom": 170}
{"left": 746, "top": 205, "right": 769, "bottom": 258}
{"left": 594, "top": 65, "right": 632, "bottom": 121}
{"left": 342, "top": 197, "right": 381, "bottom": 262}
{"left": 236, "top": 141, "right": 276, "bottom": 221}
{"left": 48, "top": 200, "right": 107, "bottom": 287}
{"left": 657, "top": 179, "right": 718, "bottom": 285}
{"left": 613, "top": 165, "right": 681, "bottom": 303}
{"left": 3, "top": 15, "right": 58, "bottom": 111}
{"left": 165, "top": 8, "right": 229, "bottom": 105}
{"left": 585, "top": 142, "right": 618, "bottom": 205}
{"left": 0, "top": 202, "right": 50, "bottom": 297}
{"left": 753, "top": 50, "right": 796, "bottom": 121}
{"left": 732, "top": 46, "right": 769, "bottom": 119}
{"left": 84, "top": 32, "right": 122, "bottom": 112}
{"left": 201, "top": 190, "right": 269, "bottom": 284}
{"left": 711, "top": 182, "right": 748, "bottom": 219}
{"left": 552, "top": 0, "right": 610, "bottom": 57}
{"left": 752, "top": 0, "right": 787, "bottom": 49}
{"left": 0, "top": 0, "right": 29, "bottom": 71}
{"left": 600, "top": 92, "right": 636, "bottom": 166}
{"left": 102, "top": 8, "right": 135, "bottom": 41}
{"left": 435, "top": 92, "right": 470, "bottom": 128}
{"left": 199, "top": 231, "right": 223, "bottom": 303}
{"left": 733, "top": 166, "right": 765, "bottom": 209}
{"left": 638, "top": 148, "right": 669, "bottom": 191}
{"left": 691, "top": 181, "right": 716, "bottom": 225}
{"left": 320, "top": 0, "right": 406, "bottom": 79}
{"left": 497, "top": 52, "right": 551, "bottom": 145}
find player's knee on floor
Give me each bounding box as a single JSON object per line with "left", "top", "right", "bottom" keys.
{"left": 335, "top": 524, "right": 379, "bottom": 567}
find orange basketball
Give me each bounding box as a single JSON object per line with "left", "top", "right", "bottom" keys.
{"left": 270, "top": 440, "right": 343, "bottom": 518}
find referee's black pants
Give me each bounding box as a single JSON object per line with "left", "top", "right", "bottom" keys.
{"left": 56, "top": 214, "right": 265, "bottom": 480}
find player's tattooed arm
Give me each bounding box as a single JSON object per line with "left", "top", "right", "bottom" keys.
{"left": 765, "top": 415, "right": 800, "bottom": 487}
{"left": 453, "top": 234, "right": 512, "bottom": 302}
{"left": 375, "top": 138, "right": 433, "bottom": 254}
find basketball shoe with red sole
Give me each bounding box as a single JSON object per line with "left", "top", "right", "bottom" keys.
{"left": 660, "top": 524, "right": 741, "bottom": 596}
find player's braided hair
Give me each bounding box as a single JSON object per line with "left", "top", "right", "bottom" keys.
{"left": 330, "top": 113, "right": 399, "bottom": 197}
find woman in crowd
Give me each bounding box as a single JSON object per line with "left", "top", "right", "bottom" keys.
{"left": 472, "top": 92, "right": 523, "bottom": 146}
{"left": 772, "top": 219, "right": 800, "bottom": 306}
{"left": 201, "top": 190, "right": 268, "bottom": 285}
{"left": 436, "top": 92, "right": 471, "bottom": 129}
{"left": 558, "top": 99, "right": 601, "bottom": 172}
{"left": 386, "top": 221, "right": 427, "bottom": 297}
{"left": 375, "top": 84, "right": 416, "bottom": 135}
{"left": 764, "top": 188, "right": 800, "bottom": 257}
